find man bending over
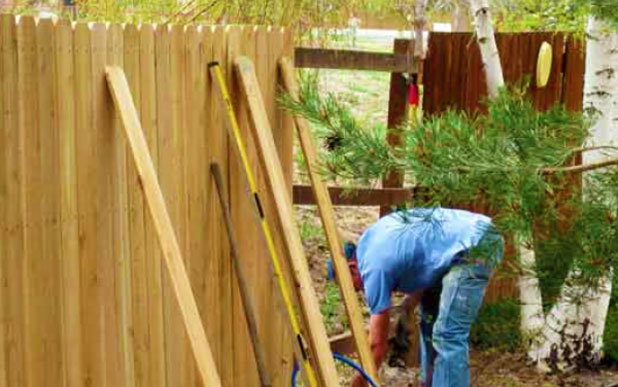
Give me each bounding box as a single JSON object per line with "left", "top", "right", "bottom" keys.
{"left": 345, "top": 207, "right": 503, "bottom": 387}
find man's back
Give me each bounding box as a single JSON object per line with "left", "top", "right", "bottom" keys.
{"left": 356, "top": 208, "right": 493, "bottom": 314}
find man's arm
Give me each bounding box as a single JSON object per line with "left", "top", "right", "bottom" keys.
{"left": 352, "top": 309, "right": 390, "bottom": 387}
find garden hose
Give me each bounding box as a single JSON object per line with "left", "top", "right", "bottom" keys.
{"left": 291, "top": 353, "right": 378, "bottom": 387}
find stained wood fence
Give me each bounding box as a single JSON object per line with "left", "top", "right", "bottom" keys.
{"left": 0, "top": 15, "right": 295, "bottom": 387}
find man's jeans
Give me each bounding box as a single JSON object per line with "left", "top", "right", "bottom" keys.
{"left": 418, "top": 235, "right": 503, "bottom": 387}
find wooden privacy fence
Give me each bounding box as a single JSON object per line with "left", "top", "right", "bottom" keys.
{"left": 0, "top": 15, "right": 296, "bottom": 387}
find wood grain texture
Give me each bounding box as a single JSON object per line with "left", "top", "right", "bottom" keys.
{"left": 55, "top": 18, "right": 84, "bottom": 387}
{"left": 139, "top": 23, "right": 166, "bottom": 387}
{"left": 295, "top": 47, "right": 418, "bottom": 73}
{"left": 280, "top": 57, "right": 380, "bottom": 384}
{"left": 1, "top": 14, "right": 25, "bottom": 387}
{"left": 0, "top": 12, "right": 7, "bottom": 387}
{"left": 106, "top": 65, "right": 222, "bottom": 387}
{"left": 234, "top": 56, "right": 340, "bottom": 387}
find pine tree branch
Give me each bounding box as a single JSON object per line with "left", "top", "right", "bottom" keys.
{"left": 542, "top": 158, "right": 618, "bottom": 173}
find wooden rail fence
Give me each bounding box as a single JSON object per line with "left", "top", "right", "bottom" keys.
{"left": 0, "top": 15, "right": 295, "bottom": 387}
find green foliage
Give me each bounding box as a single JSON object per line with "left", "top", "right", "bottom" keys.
{"left": 470, "top": 298, "right": 522, "bottom": 352}
{"left": 321, "top": 281, "right": 344, "bottom": 333}
{"left": 492, "top": 0, "right": 618, "bottom": 33}
{"left": 603, "top": 300, "right": 618, "bottom": 362}
{"left": 281, "top": 78, "right": 618, "bottom": 292}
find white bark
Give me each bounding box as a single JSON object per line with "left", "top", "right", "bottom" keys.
{"left": 414, "top": 0, "right": 429, "bottom": 59}
{"left": 518, "top": 244, "right": 545, "bottom": 359}
{"left": 468, "top": 0, "right": 504, "bottom": 97}
{"left": 583, "top": 17, "right": 618, "bottom": 164}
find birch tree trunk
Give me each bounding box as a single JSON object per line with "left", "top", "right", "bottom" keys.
{"left": 451, "top": 0, "right": 470, "bottom": 32}
{"left": 468, "top": 0, "right": 504, "bottom": 97}
{"left": 518, "top": 16, "right": 617, "bottom": 370}
{"left": 414, "top": 0, "right": 429, "bottom": 59}
{"left": 468, "top": 3, "right": 616, "bottom": 370}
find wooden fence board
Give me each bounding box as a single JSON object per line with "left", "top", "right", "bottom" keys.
{"left": 0, "top": 11, "right": 6, "bottom": 387}
{"left": 55, "top": 18, "right": 83, "bottom": 387}
{"left": 18, "top": 16, "right": 47, "bottom": 387}
{"left": 36, "top": 18, "right": 64, "bottom": 386}
{"left": 124, "top": 22, "right": 148, "bottom": 387}
{"left": 153, "top": 23, "right": 173, "bottom": 386}
{"left": 1, "top": 14, "right": 25, "bottom": 387}
{"left": 206, "top": 25, "right": 226, "bottom": 382}
{"left": 138, "top": 23, "right": 166, "bottom": 387}
{"left": 75, "top": 22, "right": 104, "bottom": 387}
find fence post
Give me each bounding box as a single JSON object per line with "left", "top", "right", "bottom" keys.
{"left": 380, "top": 39, "right": 413, "bottom": 216}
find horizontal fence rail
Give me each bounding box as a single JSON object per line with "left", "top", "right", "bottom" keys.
{"left": 294, "top": 47, "right": 418, "bottom": 73}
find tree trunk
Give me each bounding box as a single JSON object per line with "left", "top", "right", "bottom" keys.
{"left": 519, "top": 17, "right": 617, "bottom": 370}
{"left": 451, "top": 1, "right": 470, "bottom": 32}
{"left": 468, "top": 0, "right": 504, "bottom": 97}
{"left": 414, "top": 0, "right": 429, "bottom": 59}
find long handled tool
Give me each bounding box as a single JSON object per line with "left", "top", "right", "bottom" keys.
{"left": 210, "top": 163, "right": 271, "bottom": 387}
{"left": 208, "top": 61, "right": 319, "bottom": 387}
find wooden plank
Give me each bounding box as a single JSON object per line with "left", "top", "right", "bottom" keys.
{"left": 562, "top": 37, "right": 585, "bottom": 112}
{"left": 108, "top": 22, "right": 134, "bottom": 387}
{"left": 91, "top": 22, "right": 124, "bottom": 386}
{"left": 161, "top": 23, "right": 188, "bottom": 387}
{"left": 153, "top": 23, "right": 173, "bottom": 387}
{"left": 222, "top": 25, "right": 240, "bottom": 387}
{"left": 294, "top": 47, "right": 417, "bottom": 73}
{"left": 139, "top": 22, "right": 166, "bottom": 387}
{"left": 381, "top": 39, "right": 412, "bottom": 216}
{"left": 55, "top": 18, "right": 84, "bottom": 387}
{"left": 0, "top": 12, "right": 6, "bottom": 387}
{"left": 34, "top": 17, "right": 64, "bottom": 386}
{"left": 232, "top": 25, "right": 259, "bottom": 387}
{"left": 234, "top": 56, "right": 340, "bottom": 387}
{"left": 183, "top": 23, "right": 204, "bottom": 387}
{"left": 124, "top": 23, "right": 149, "bottom": 387}
{"left": 105, "top": 65, "right": 222, "bottom": 387}
{"left": 18, "top": 16, "right": 47, "bottom": 387}
{"left": 280, "top": 58, "right": 380, "bottom": 384}
{"left": 205, "top": 25, "right": 226, "bottom": 381}
{"left": 1, "top": 14, "right": 25, "bottom": 387}
{"left": 74, "top": 21, "right": 104, "bottom": 387}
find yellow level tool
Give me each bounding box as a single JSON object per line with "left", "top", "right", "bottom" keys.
{"left": 208, "top": 61, "right": 319, "bottom": 387}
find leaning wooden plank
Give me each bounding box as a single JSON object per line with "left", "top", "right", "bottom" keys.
{"left": 280, "top": 57, "right": 380, "bottom": 384}
{"left": 294, "top": 47, "right": 418, "bottom": 73}
{"left": 234, "top": 56, "right": 340, "bottom": 387}
{"left": 105, "top": 66, "right": 222, "bottom": 387}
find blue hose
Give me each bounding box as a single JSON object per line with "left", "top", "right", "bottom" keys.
{"left": 291, "top": 352, "right": 377, "bottom": 387}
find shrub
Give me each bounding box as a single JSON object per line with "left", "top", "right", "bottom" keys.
{"left": 470, "top": 298, "right": 522, "bottom": 352}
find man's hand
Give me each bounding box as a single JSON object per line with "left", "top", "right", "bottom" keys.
{"left": 351, "top": 310, "right": 390, "bottom": 387}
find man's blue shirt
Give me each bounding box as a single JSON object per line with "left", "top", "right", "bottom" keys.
{"left": 357, "top": 208, "right": 495, "bottom": 315}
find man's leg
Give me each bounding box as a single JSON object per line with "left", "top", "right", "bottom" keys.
{"left": 430, "top": 262, "right": 491, "bottom": 387}
{"left": 418, "top": 286, "right": 440, "bottom": 387}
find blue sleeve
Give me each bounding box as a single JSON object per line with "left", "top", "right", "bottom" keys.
{"left": 362, "top": 269, "right": 394, "bottom": 315}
